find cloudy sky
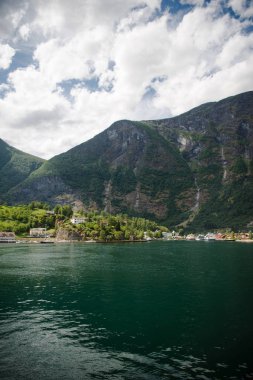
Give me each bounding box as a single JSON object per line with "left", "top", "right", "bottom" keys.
{"left": 0, "top": 0, "right": 253, "bottom": 158}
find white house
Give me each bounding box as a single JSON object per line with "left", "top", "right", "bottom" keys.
{"left": 162, "top": 232, "right": 173, "bottom": 239}
{"left": 205, "top": 233, "right": 216, "bottom": 241}
{"left": 46, "top": 210, "right": 55, "bottom": 215}
{"left": 70, "top": 217, "right": 87, "bottom": 225}
{"left": 30, "top": 228, "right": 47, "bottom": 237}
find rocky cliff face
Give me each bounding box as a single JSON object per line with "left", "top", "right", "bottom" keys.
{"left": 7, "top": 175, "right": 81, "bottom": 206}
{"left": 56, "top": 227, "right": 82, "bottom": 241}
{"left": 3, "top": 91, "right": 253, "bottom": 230}
{"left": 149, "top": 91, "right": 253, "bottom": 229}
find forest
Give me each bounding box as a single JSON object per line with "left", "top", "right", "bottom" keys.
{"left": 0, "top": 202, "right": 168, "bottom": 240}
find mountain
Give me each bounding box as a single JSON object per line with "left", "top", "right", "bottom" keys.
{"left": 3, "top": 91, "right": 253, "bottom": 230}
{"left": 149, "top": 91, "right": 253, "bottom": 230}
{"left": 0, "top": 139, "right": 44, "bottom": 202}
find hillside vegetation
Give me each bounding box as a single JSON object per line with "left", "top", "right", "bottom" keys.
{"left": 0, "top": 204, "right": 168, "bottom": 240}
{"left": 0, "top": 139, "right": 44, "bottom": 201}
{"left": 0, "top": 203, "right": 57, "bottom": 234}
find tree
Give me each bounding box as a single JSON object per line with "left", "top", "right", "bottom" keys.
{"left": 62, "top": 205, "right": 73, "bottom": 218}
{"left": 54, "top": 205, "right": 62, "bottom": 215}
{"left": 99, "top": 229, "right": 106, "bottom": 241}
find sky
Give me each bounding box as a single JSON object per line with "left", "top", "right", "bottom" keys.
{"left": 0, "top": 0, "right": 253, "bottom": 159}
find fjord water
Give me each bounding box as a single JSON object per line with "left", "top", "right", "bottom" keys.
{"left": 0, "top": 242, "right": 253, "bottom": 380}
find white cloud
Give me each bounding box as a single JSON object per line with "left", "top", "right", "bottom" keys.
{"left": 0, "top": 44, "right": 15, "bottom": 69}
{"left": 117, "top": 5, "right": 158, "bottom": 32}
{"left": 32, "top": 0, "right": 160, "bottom": 38}
{"left": 19, "top": 24, "right": 30, "bottom": 40}
{"left": 0, "top": 0, "right": 252, "bottom": 159}
{"left": 149, "top": 5, "right": 253, "bottom": 114}
{"left": 228, "top": 0, "right": 253, "bottom": 18}
{"left": 215, "top": 33, "right": 253, "bottom": 69}
{"left": 33, "top": 24, "right": 113, "bottom": 84}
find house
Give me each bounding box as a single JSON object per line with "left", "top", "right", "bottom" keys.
{"left": 186, "top": 234, "right": 196, "bottom": 240}
{"left": 215, "top": 233, "right": 226, "bottom": 240}
{"left": 70, "top": 217, "right": 87, "bottom": 225}
{"left": 30, "top": 228, "right": 47, "bottom": 237}
{"left": 205, "top": 233, "right": 216, "bottom": 240}
{"left": 46, "top": 210, "right": 55, "bottom": 215}
{"left": 0, "top": 232, "right": 16, "bottom": 243}
{"left": 162, "top": 232, "right": 173, "bottom": 239}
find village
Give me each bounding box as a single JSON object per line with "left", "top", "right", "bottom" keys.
{"left": 0, "top": 204, "right": 252, "bottom": 244}
{"left": 1, "top": 219, "right": 252, "bottom": 245}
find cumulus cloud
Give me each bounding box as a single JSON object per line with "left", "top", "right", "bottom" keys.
{"left": 228, "top": 0, "right": 253, "bottom": 18}
{"left": 0, "top": 44, "right": 15, "bottom": 69}
{"left": 32, "top": 0, "right": 160, "bottom": 38}
{"left": 0, "top": 1, "right": 27, "bottom": 40}
{"left": 0, "top": 0, "right": 252, "bottom": 158}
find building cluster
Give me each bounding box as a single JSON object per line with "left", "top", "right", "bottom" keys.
{"left": 162, "top": 232, "right": 252, "bottom": 241}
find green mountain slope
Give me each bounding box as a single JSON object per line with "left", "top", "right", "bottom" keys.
{"left": 4, "top": 91, "right": 253, "bottom": 230}
{"left": 8, "top": 121, "right": 194, "bottom": 226}
{"left": 0, "top": 139, "right": 44, "bottom": 201}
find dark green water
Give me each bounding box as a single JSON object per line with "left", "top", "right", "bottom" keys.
{"left": 0, "top": 241, "right": 253, "bottom": 379}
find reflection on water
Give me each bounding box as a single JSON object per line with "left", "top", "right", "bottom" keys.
{"left": 0, "top": 242, "right": 253, "bottom": 379}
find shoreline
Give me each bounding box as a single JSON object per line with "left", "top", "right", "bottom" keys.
{"left": 5, "top": 237, "right": 253, "bottom": 244}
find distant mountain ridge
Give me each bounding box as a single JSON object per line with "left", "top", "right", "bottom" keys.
{"left": 2, "top": 91, "right": 253, "bottom": 230}
{"left": 0, "top": 139, "right": 44, "bottom": 202}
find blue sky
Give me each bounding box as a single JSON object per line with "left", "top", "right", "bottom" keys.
{"left": 0, "top": 0, "right": 252, "bottom": 158}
